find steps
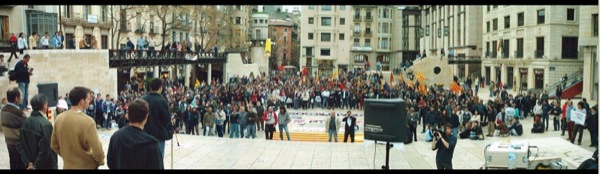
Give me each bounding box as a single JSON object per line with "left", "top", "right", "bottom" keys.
{"left": 272, "top": 132, "right": 364, "bottom": 142}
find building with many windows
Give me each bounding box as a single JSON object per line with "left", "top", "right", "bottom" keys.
{"left": 480, "top": 6, "right": 583, "bottom": 92}
{"left": 0, "top": 6, "right": 62, "bottom": 48}
{"left": 59, "top": 5, "right": 112, "bottom": 49}
{"left": 419, "top": 5, "right": 483, "bottom": 82}
{"left": 300, "top": 5, "right": 352, "bottom": 76}
{"left": 579, "top": 6, "right": 598, "bottom": 100}
{"left": 268, "top": 19, "right": 293, "bottom": 67}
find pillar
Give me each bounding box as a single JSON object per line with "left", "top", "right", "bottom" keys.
{"left": 154, "top": 66, "right": 159, "bottom": 79}
{"left": 490, "top": 64, "right": 496, "bottom": 84}
{"left": 184, "top": 64, "right": 191, "bottom": 88}
{"left": 465, "top": 64, "right": 470, "bottom": 79}
{"left": 207, "top": 63, "right": 212, "bottom": 84}
{"left": 527, "top": 66, "right": 534, "bottom": 90}
{"left": 501, "top": 64, "right": 507, "bottom": 87}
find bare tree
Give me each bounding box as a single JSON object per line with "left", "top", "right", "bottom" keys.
{"left": 108, "top": 5, "right": 137, "bottom": 49}
{"left": 146, "top": 5, "right": 192, "bottom": 49}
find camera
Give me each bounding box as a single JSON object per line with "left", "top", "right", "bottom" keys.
{"left": 432, "top": 128, "right": 445, "bottom": 138}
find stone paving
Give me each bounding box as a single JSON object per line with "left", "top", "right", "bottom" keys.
{"left": 0, "top": 89, "right": 596, "bottom": 169}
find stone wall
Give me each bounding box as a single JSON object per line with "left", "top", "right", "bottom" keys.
{"left": 406, "top": 57, "right": 455, "bottom": 87}
{"left": 224, "top": 53, "right": 261, "bottom": 80}
{"left": 0, "top": 50, "right": 117, "bottom": 107}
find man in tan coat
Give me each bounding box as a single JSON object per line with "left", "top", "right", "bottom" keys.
{"left": 51, "top": 87, "right": 105, "bottom": 169}
{"left": 325, "top": 111, "right": 341, "bottom": 142}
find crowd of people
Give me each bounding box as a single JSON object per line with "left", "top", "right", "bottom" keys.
{"left": 1, "top": 63, "right": 598, "bottom": 169}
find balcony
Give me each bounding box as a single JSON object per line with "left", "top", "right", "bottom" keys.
{"left": 364, "top": 31, "right": 372, "bottom": 37}
{"left": 486, "top": 52, "right": 497, "bottom": 58}
{"left": 98, "top": 21, "right": 113, "bottom": 29}
{"left": 108, "top": 49, "right": 228, "bottom": 68}
{"left": 501, "top": 52, "right": 509, "bottom": 59}
{"left": 60, "top": 16, "right": 83, "bottom": 26}
{"left": 119, "top": 25, "right": 131, "bottom": 33}
{"left": 535, "top": 50, "right": 544, "bottom": 59}
{"left": 353, "top": 31, "right": 361, "bottom": 37}
{"left": 149, "top": 28, "right": 160, "bottom": 35}
{"left": 134, "top": 28, "right": 146, "bottom": 34}
{"left": 354, "top": 15, "right": 361, "bottom": 22}
{"left": 514, "top": 50, "right": 523, "bottom": 59}
{"left": 173, "top": 19, "right": 193, "bottom": 31}
{"left": 365, "top": 16, "right": 373, "bottom": 22}
{"left": 351, "top": 46, "right": 372, "bottom": 51}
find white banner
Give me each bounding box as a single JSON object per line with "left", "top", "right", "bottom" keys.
{"left": 571, "top": 110, "right": 586, "bottom": 125}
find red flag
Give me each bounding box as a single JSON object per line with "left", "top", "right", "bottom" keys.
{"left": 278, "top": 65, "right": 285, "bottom": 71}
{"left": 302, "top": 67, "right": 307, "bottom": 76}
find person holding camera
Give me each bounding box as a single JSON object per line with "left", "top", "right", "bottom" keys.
{"left": 342, "top": 110, "right": 357, "bottom": 143}
{"left": 14, "top": 54, "right": 33, "bottom": 110}
{"left": 431, "top": 123, "right": 457, "bottom": 170}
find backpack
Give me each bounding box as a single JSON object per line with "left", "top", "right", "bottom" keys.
{"left": 7, "top": 70, "right": 16, "bottom": 81}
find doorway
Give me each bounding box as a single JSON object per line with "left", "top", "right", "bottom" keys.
{"left": 495, "top": 66, "right": 501, "bottom": 85}
{"left": 485, "top": 66, "right": 491, "bottom": 85}
{"left": 519, "top": 68, "right": 528, "bottom": 90}
{"left": 507, "top": 66, "right": 514, "bottom": 89}
{"left": 534, "top": 68, "right": 544, "bottom": 89}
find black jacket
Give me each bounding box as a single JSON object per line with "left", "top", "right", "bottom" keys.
{"left": 16, "top": 111, "right": 58, "bottom": 169}
{"left": 342, "top": 116, "right": 356, "bottom": 132}
{"left": 15, "top": 60, "right": 30, "bottom": 83}
{"left": 107, "top": 126, "right": 163, "bottom": 169}
{"left": 142, "top": 92, "right": 173, "bottom": 141}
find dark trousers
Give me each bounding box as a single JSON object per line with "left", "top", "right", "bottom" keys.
{"left": 8, "top": 47, "right": 18, "bottom": 62}
{"left": 422, "top": 116, "right": 427, "bottom": 132}
{"left": 436, "top": 160, "right": 452, "bottom": 170}
{"left": 553, "top": 116, "right": 560, "bottom": 131}
{"left": 223, "top": 120, "right": 229, "bottom": 134}
{"left": 572, "top": 124, "right": 585, "bottom": 143}
{"left": 8, "top": 147, "right": 25, "bottom": 170}
{"left": 344, "top": 129, "right": 355, "bottom": 143}
{"left": 257, "top": 119, "right": 264, "bottom": 131}
{"left": 265, "top": 124, "right": 275, "bottom": 140}
{"left": 410, "top": 125, "right": 417, "bottom": 141}
{"left": 566, "top": 121, "right": 575, "bottom": 140}
{"left": 240, "top": 125, "right": 246, "bottom": 139}
{"left": 589, "top": 129, "right": 598, "bottom": 146}
{"left": 561, "top": 119, "right": 567, "bottom": 135}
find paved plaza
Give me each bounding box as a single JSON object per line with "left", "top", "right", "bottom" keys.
{"left": 0, "top": 90, "right": 596, "bottom": 169}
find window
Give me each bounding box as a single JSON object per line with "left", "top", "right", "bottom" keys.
{"left": 354, "top": 24, "right": 360, "bottom": 33}
{"left": 365, "top": 27, "right": 371, "bottom": 34}
{"left": 284, "top": 28, "right": 288, "bottom": 32}
{"left": 536, "top": 37, "right": 544, "bottom": 58}
{"left": 101, "top": 35, "right": 108, "bottom": 49}
{"left": 254, "top": 19, "right": 257, "bottom": 24}
{"left": 339, "top": 33, "right": 345, "bottom": 40}
{"left": 354, "top": 55, "right": 366, "bottom": 62}
{"left": 504, "top": 16, "right": 510, "bottom": 29}
{"left": 378, "top": 37, "right": 390, "bottom": 49}
{"left": 83, "top": 5, "right": 90, "bottom": 18}
{"left": 492, "top": 18, "right": 498, "bottom": 31}
{"left": 593, "top": 14, "right": 598, "bottom": 36}
{"left": 340, "top": 6, "right": 345, "bottom": 10}
{"left": 567, "top": 8, "right": 575, "bottom": 21}
{"left": 235, "top": 17, "right": 241, "bottom": 24}
{"left": 354, "top": 9, "right": 360, "bottom": 18}
{"left": 306, "top": 47, "right": 313, "bottom": 56}
{"left": 487, "top": 5, "right": 490, "bottom": 12}
{"left": 321, "top": 6, "right": 332, "bottom": 11}
{"left": 382, "top": 8, "right": 390, "bottom": 18}
{"left": 562, "top": 37, "right": 578, "bottom": 59}
{"left": 101, "top": 6, "right": 107, "bottom": 22}
{"left": 516, "top": 38, "right": 523, "bottom": 58}
{"left": 320, "top": 49, "right": 331, "bottom": 56}
{"left": 320, "top": 33, "right": 331, "bottom": 42}
{"left": 321, "top": 17, "right": 332, "bottom": 26}
{"left": 537, "top": 9, "right": 545, "bottom": 24}
{"left": 308, "top": 17, "right": 314, "bottom": 24}
{"left": 486, "top": 21, "right": 490, "bottom": 33}
{"left": 365, "top": 39, "right": 371, "bottom": 47}
{"left": 380, "top": 22, "right": 390, "bottom": 34}
{"left": 308, "top": 6, "right": 314, "bottom": 10}
{"left": 308, "top": 33, "right": 313, "bottom": 40}
{"left": 340, "top": 18, "right": 345, "bottom": 25}
{"left": 366, "top": 10, "right": 372, "bottom": 20}
{"left": 517, "top": 12, "right": 524, "bottom": 26}
{"left": 353, "top": 38, "right": 360, "bottom": 47}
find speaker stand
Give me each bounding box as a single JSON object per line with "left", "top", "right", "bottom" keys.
{"left": 381, "top": 141, "right": 393, "bottom": 170}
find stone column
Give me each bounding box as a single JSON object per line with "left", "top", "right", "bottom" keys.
{"left": 207, "top": 63, "right": 212, "bottom": 84}
{"left": 501, "top": 64, "right": 507, "bottom": 86}
{"left": 528, "top": 66, "right": 534, "bottom": 90}
{"left": 154, "top": 66, "right": 159, "bottom": 79}
{"left": 185, "top": 64, "right": 191, "bottom": 87}
{"left": 490, "top": 65, "right": 496, "bottom": 84}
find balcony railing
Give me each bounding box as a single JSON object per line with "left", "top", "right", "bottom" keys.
{"left": 486, "top": 52, "right": 497, "bottom": 58}
{"left": 108, "top": 49, "right": 228, "bottom": 68}
{"left": 365, "top": 16, "right": 372, "bottom": 22}
{"left": 364, "top": 31, "right": 372, "bottom": 37}
{"left": 353, "top": 31, "right": 361, "bottom": 37}
{"left": 535, "top": 50, "right": 544, "bottom": 59}
{"left": 514, "top": 50, "right": 523, "bottom": 59}
{"left": 354, "top": 15, "right": 361, "bottom": 21}
{"left": 501, "top": 52, "right": 509, "bottom": 58}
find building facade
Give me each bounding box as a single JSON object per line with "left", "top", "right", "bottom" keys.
{"left": 59, "top": 5, "right": 112, "bottom": 49}
{"left": 0, "top": 5, "right": 63, "bottom": 48}
{"left": 579, "top": 6, "right": 598, "bottom": 101}
{"left": 420, "top": 5, "right": 483, "bottom": 81}
{"left": 300, "top": 5, "right": 352, "bottom": 76}
{"left": 480, "top": 5, "right": 583, "bottom": 92}
{"left": 251, "top": 12, "right": 269, "bottom": 46}
{"left": 268, "top": 19, "right": 293, "bottom": 67}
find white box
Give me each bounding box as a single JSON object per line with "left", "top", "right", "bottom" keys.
{"left": 485, "top": 142, "right": 529, "bottom": 169}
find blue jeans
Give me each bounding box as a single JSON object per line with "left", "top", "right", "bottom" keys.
{"left": 103, "top": 113, "right": 112, "bottom": 129}
{"left": 230, "top": 123, "right": 240, "bottom": 138}
{"left": 158, "top": 140, "right": 165, "bottom": 159}
{"left": 322, "top": 98, "right": 328, "bottom": 108}
{"left": 452, "top": 127, "right": 458, "bottom": 137}
{"left": 328, "top": 129, "right": 338, "bottom": 142}
{"left": 542, "top": 114, "right": 549, "bottom": 130}
{"left": 279, "top": 124, "right": 290, "bottom": 140}
{"left": 246, "top": 124, "right": 256, "bottom": 139}
{"left": 216, "top": 125, "right": 224, "bottom": 137}
{"left": 18, "top": 82, "right": 28, "bottom": 110}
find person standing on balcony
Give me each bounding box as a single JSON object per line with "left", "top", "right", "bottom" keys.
{"left": 79, "top": 35, "right": 90, "bottom": 49}
{"left": 28, "top": 32, "right": 38, "bottom": 50}
{"left": 148, "top": 36, "right": 156, "bottom": 57}
{"left": 18, "top": 33, "right": 28, "bottom": 55}
{"left": 136, "top": 37, "right": 146, "bottom": 51}
{"left": 90, "top": 36, "right": 98, "bottom": 49}
{"left": 40, "top": 32, "right": 49, "bottom": 49}
{"left": 52, "top": 32, "right": 62, "bottom": 50}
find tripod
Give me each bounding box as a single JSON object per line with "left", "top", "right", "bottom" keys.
{"left": 381, "top": 142, "right": 393, "bottom": 170}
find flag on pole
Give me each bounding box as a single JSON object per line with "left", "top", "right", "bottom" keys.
{"left": 357, "top": 78, "right": 361, "bottom": 88}
{"left": 331, "top": 68, "right": 338, "bottom": 79}
{"left": 398, "top": 73, "right": 404, "bottom": 83}
{"left": 451, "top": 81, "right": 462, "bottom": 94}
{"left": 315, "top": 69, "right": 319, "bottom": 84}
{"left": 406, "top": 79, "right": 414, "bottom": 88}
{"left": 390, "top": 73, "right": 394, "bottom": 83}
{"left": 419, "top": 83, "right": 427, "bottom": 95}
{"left": 265, "top": 38, "right": 272, "bottom": 57}
{"left": 416, "top": 72, "right": 425, "bottom": 83}
{"left": 194, "top": 79, "right": 200, "bottom": 88}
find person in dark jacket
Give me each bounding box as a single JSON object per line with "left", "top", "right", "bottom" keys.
{"left": 1, "top": 87, "right": 26, "bottom": 169}
{"left": 142, "top": 78, "right": 172, "bottom": 159}
{"left": 508, "top": 117, "right": 523, "bottom": 136}
{"left": 343, "top": 110, "right": 357, "bottom": 143}
{"left": 107, "top": 99, "right": 163, "bottom": 169}
{"left": 585, "top": 106, "right": 598, "bottom": 147}
{"left": 14, "top": 54, "right": 32, "bottom": 110}
{"left": 16, "top": 94, "right": 57, "bottom": 169}
{"left": 531, "top": 116, "right": 545, "bottom": 133}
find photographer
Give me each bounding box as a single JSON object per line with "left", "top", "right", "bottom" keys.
{"left": 431, "top": 123, "right": 457, "bottom": 170}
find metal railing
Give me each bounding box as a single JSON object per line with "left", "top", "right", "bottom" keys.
{"left": 514, "top": 50, "right": 523, "bottom": 59}
{"left": 546, "top": 70, "right": 584, "bottom": 97}
{"left": 108, "top": 49, "right": 227, "bottom": 60}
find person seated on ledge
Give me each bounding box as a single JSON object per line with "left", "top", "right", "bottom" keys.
{"left": 508, "top": 117, "right": 523, "bottom": 136}
{"left": 459, "top": 121, "right": 485, "bottom": 140}
{"left": 531, "top": 116, "right": 545, "bottom": 133}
